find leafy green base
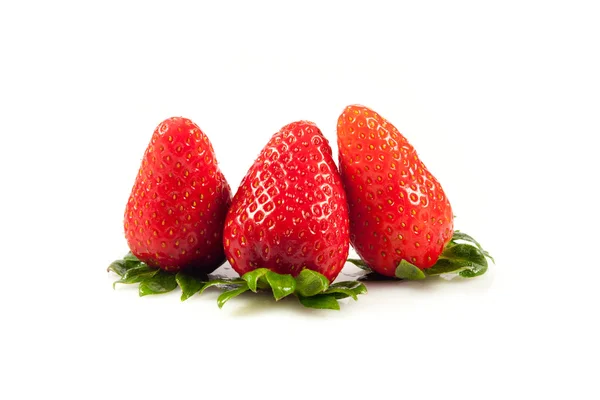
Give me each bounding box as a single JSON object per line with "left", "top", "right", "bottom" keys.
{"left": 348, "top": 230, "right": 494, "bottom": 281}
{"left": 108, "top": 231, "right": 490, "bottom": 309}
{"left": 108, "top": 254, "right": 367, "bottom": 310}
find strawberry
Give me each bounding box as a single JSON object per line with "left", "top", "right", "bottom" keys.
{"left": 124, "top": 117, "right": 232, "bottom": 273}
{"left": 223, "top": 121, "right": 350, "bottom": 282}
{"left": 337, "top": 105, "right": 454, "bottom": 277}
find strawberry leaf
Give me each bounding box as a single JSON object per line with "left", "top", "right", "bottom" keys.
{"left": 109, "top": 253, "right": 366, "bottom": 310}
{"left": 295, "top": 269, "right": 329, "bottom": 297}
{"left": 113, "top": 265, "right": 159, "bottom": 288}
{"left": 351, "top": 230, "right": 492, "bottom": 281}
{"left": 107, "top": 260, "right": 128, "bottom": 277}
{"left": 198, "top": 278, "right": 245, "bottom": 294}
{"left": 324, "top": 288, "right": 357, "bottom": 300}
{"left": 451, "top": 231, "right": 495, "bottom": 263}
{"left": 346, "top": 258, "right": 371, "bottom": 271}
{"left": 242, "top": 268, "right": 270, "bottom": 292}
{"left": 265, "top": 271, "right": 296, "bottom": 301}
{"left": 139, "top": 270, "right": 178, "bottom": 296}
{"left": 395, "top": 260, "right": 426, "bottom": 280}
{"left": 325, "top": 281, "right": 368, "bottom": 300}
{"left": 298, "top": 294, "right": 340, "bottom": 310}
{"left": 217, "top": 284, "right": 250, "bottom": 309}
{"left": 108, "top": 253, "right": 144, "bottom": 277}
{"left": 425, "top": 236, "right": 490, "bottom": 278}
{"left": 176, "top": 272, "right": 208, "bottom": 301}
{"left": 335, "top": 280, "right": 367, "bottom": 292}
{"left": 219, "top": 269, "right": 365, "bottom": 309}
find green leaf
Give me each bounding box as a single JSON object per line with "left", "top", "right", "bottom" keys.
{"left": 458, "top": 265, "right": 487, "bottom": 278}
{"left": 346, "top": 258, "right": 371, "bottom": 271}
{"left": 123, "top": 264, "right": 156, "bottom": 278}
{"left": 449, "top": 242, "right": 488, "bottom": 277}
{"left": 295, "top": 269, "right": 329, "bottom": 297}
{"left": 109, "top": 250, "right": 367, "bottom": 311}
{"left": 348, "top": 230, "right": 492, "bottom": 282}
{"left": 426, "top": 242, "right": 488, "bottom": 278}
{"left": 139, "top": 270, "right": 178, "bottom": 296}
{"left": 176, "top": 272, "right": 208, "bottom": 301}
{"left": 198, "top": 278, "right": 244, "bottom": 295}
{"left": 452, "top": 231, "right": 495, "bottom": 263}
{"left": 108, "top": 253, "right": 143, "bottom": 277}
{"left": 107, "top": 260, "right": 128, "bottom": 277}
{"left": 217, "top": 284, "right": 250, "bottom": 308}
{"left": 395, "top": 260, "right": 426, "bottom": 280}
{"left": 326, "top": 281, "right": 368, "bottom": 300}
{"left": 351, "top": 282, "right": 368, "bottom": 296}
{"left": 298, "top": 294, "right": 340, "bottom": 310}
{"left": 329, "top": 280, "right": 367, "bottom": 291}
{"left": 424, "top": 258, "right": 467, "bottom": 276}
{"left": 265, "top": 271, "right": 296, "bottom": 301}
{"left": 113, "top": 265, "right": 159, "bottom": 288}
{"left": 242, "top": 268, "right": 270, "bottom": 292}
{"left": 324, "top": 288, "right": 356, "bottom": 300}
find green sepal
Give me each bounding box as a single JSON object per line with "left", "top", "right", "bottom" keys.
{"left": 176, "top": 272, "right": 208, "bottom": 301}
{"left": 395, "top": 260, "right": 427, "bottom": 280}
{"left": 219, "top": 269, "right": 366, "bottom": 309}
{"left": 346, "top": 258, "right": 371, "bottom": 271}
{"left": 108, "top": 253, "right": 143, "bottom": 277}
{"left": 108, "top": 252, "right": 243, "bottom": 298}
{"left": 451, "top": 231, "right": 495, "bottom": 264}
{"left": 424, "top": 232, "right": 491, "bottom": 278}
{"left": 325, "top": 281, "right": 368, "bottom": 300}
{"left": 217, "top": 284, "right": 250, "bottom": 308}
{"left": 113, "top": 265, "right": 159, "bottom": 288}
{"left": 107, "top": 260, "right": 129, "bottom": 277}
{"left": 298, "top": 294, "right": 340, "bottom": 310}
{"left": 429, "top": 243, "right": 488, "bottom": 278}
{"left": 324, "top": 288, "right": 358, "bottom": 300}
{"left": 265, "top": 271, "right": 296, "bottom": 301}
{"left": 109, "top": 252, "right": 366, "bottom": 310}
{"left": 197, "top": 278, "right": 245, "bottom": 295}
{"left": 242, "top": 268, "right": 270, "bottom": 292}
{"left": 295, "top": 269, "right": 329, "bottom": 297}
{"left": 352, "top": 230, "right": 492, "bottom": 281}
{"left": 139, "top": 270, "right": 178, "bottom": 296}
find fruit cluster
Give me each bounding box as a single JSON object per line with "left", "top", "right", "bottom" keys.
{"left": 110, "top": 105, "right": 492, "bottom": 309}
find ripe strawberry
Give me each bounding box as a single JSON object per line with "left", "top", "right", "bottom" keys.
{"left": 337, "top": 105, "right": 453, "bottom": 277}
{"left": 223, "top": 121, "right": 350, "bottom": 282}
{"left": 124, "top": 117, "right": 232, "bottom": 273}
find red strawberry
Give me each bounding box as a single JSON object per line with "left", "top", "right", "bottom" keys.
{"left": 124, "top": 117, "right": 232, "bottom": 273}
{"left": 223, "top": 121, "right": 350, "bottom": 282}
{"left": 337, "top": 105, "right": 453, "bottom": 277}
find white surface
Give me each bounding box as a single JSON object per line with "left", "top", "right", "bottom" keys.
{"left": 1, "top": 1, "right": 598, "bottom": 399}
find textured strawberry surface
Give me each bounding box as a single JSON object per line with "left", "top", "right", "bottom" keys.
{"left": 124, "top": 117, "right": 232, "bottom": 273}
{"left": 337, "top": 105, "right": 453, "bottom": 277}
{"left": 223, "top": 121, "right": 350, "bottom": 282}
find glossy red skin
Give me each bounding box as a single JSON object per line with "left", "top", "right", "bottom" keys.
{"left": 337, "top": 105, "right": 453, "bottom": 277}
{"left": 124, "top": 117, "right": 232, "bottom": 273}
{"left": 223, "top": 121, "right": 350, "bottom": 282}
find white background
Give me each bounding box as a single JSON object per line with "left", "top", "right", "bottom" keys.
{"left": 1, "top": 0, "right": 598, "bottom": 399}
